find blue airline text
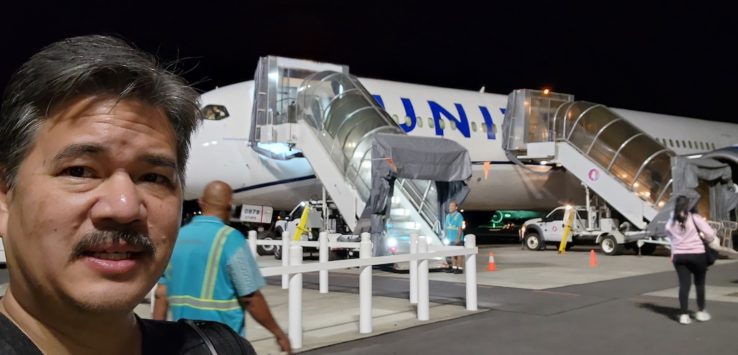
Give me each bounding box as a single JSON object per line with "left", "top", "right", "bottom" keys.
{"left": 372, "top": 94, "right": 504, "bottom": 140}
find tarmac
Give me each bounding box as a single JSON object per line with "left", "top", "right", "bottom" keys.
{"left": 138, "top": 243, "right": 737, "bottom": 354}
{"left": 4, "top": 244, "right": 737, "bottom": 354}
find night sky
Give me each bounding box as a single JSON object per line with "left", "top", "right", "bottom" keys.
{"left": 2, "top": 1, "right": 736, "bottom": 123}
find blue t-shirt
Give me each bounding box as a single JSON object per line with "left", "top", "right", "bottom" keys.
{"left": 445, "top": 211, "right": 463, "bottom": 243}
{"left": 159, "top": 215, "right": 265, "bottom": 336}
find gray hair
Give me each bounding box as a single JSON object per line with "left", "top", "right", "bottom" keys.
{"left": 0, "top": 35, "right": 201, "bottom": 186}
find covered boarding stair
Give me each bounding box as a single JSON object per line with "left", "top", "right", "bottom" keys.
{"left": 249, "top": 56, "right": 471, "bottom": 260}
{"left": 502, "top": 89, "right": 737, "bottom": 249}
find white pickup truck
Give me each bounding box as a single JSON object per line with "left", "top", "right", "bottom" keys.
{"left": 271, "top": 200, "right": 353, "bottom": 260}
{"left": 520, "top": 205, "right": 653, "bottom": 255}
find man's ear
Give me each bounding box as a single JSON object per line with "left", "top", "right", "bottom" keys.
{"left": 0, "top": 170, "right": 10, "bottom": 238}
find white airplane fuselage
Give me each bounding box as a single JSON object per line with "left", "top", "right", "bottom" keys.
{"left": 185, "top": 79, "right": 738, "bottom": 212}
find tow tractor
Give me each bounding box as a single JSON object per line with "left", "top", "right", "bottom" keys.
{"left": 520, "top": 198, "right": 653, "bottom": 255}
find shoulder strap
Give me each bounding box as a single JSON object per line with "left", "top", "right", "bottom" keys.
{"left": 691, "top": 215, "right": 705, "bottom": 240}
{"left": 180, "top": 319, "right": 257, "bottom": 355}
{"left": 183, "top": 320, "right": 218, "bottom": 355}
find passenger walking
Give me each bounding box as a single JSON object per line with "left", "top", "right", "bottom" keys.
{"left": 665, "top": 195, "right": 715, "bottom": 325}
{"left": 154, "top": 180, "right": 291, "bottom": 352}
{"left": 444, "top": 201, "right": 465, "bottom": 274}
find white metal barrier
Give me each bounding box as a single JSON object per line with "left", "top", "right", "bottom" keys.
{"left": 247, "top": 231, "right": 478, "bottom": 351}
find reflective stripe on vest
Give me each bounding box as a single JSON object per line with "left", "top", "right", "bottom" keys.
{"left": 200, "top": 226, "right": 231, "bottom": 299}
{"left": 169, "top": 295, "right": 240, "bottom": 311}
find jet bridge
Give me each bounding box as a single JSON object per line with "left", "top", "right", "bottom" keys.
{"left": 502, "top": 89, "right": 736, "bottom": 240}
{"left": 249, "top": 56, "right": 471, "bottom": 256}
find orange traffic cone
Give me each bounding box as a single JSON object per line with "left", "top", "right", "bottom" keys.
{"left": 487, "top": 251, "right": 497, "bottom": 271}
{"left": 589, "top": 249, "right": 598, "bottom": 268}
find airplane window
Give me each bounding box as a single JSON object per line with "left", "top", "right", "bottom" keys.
{"left": 711, "top": 142, "right": 716, "bottom": 150}
{"left": 404, "top": 116, "right": 412, "bottom": 126}
{"left": 492, "top": 124, "right": 498, "bottom": 135}
{"left": 688, "top": 141, "right": 693, "bottom": 149}
{"left": 427, "top": 117, "right": 434, "bottom": 129}
{"left": 202, "top": 105, "right": 229, "bottom": 120}
{"left": 451, "top": 121, "right": 457, "bottom": 130}
{"left": 471, "top": 122, "right": 477, "bottom": 132}
{"left": 439, "top": 120, "right": 445, "bottom": 129}
{"left": 392, "top": 114, "right": 399, "bottom": 124}
{"left": 669, "top": 139, "right": 674, "bottom": 147}
{"left": 699, "top": 141, "right": 705, "bottom": 150}
{"left": 675, "top": 140, "right": 680, "bottom": 148}
{"left": 481, "top": 122, "right": 487, "bottom": 132}
{"left": 681, "top": 140, "right": 686, "bottom": 148}
{"left": 417, "top": 116, "right": 423, "bottom": 128}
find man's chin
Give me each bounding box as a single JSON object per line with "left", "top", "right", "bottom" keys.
{"left": 65, "top": 282, "right": 149, "bottom": 314}
{"left": 58, "top": 255, "right": 161, "bottom": 314}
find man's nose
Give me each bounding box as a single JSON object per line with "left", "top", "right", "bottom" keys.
{"left": 90, "top": 171, "right": 147, "bottom": 226}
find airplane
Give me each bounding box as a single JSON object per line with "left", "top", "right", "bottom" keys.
{"left": 183, "top": 61, "right": 738, "bottom": 221}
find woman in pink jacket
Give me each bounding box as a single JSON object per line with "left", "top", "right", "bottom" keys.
{"left": 665, "top": 195, "right": 716, "bottom": 325}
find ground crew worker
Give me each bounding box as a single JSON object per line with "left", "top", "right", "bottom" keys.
{"left": 445, "top": 201, "right": 464, "bottom": 274}
{"left": 154, "top": 180, "right": 290, "bottom": 353}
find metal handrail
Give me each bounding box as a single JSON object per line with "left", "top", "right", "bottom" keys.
{"left": 631, "top": 148, "right": 672, "bottom": 188}
{"left": 551, "top": 101, "right": 574, "bottom": 140}
{"left": 585, "top": 117, "right": 623, "bottom": 155}
{"left": 322, "top": 88, "right": 361, "bottom": 130}
{"left": 607, "top": 132, "right": 645, "bottom": 171}
{"left": 655, "top": 178, "right": 673, "bottom": 205}
{"left": 565, "top": 104, "right": 605, "bottom": 141}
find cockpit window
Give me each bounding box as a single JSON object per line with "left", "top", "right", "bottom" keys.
{"left": 202, "top": 105, "right": 229, "bottom": 120}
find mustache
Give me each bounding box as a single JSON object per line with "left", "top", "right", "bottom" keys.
{"left": 71, "top": 230, "right": 156, "bottom": 260}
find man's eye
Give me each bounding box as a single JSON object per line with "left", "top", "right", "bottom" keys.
{"left": 141, "top": 173, "right": 172, "bottom": 186}
{"left": 62, "top": 166, "right": 93, "bottom": 178}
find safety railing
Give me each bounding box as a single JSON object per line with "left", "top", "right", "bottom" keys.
{"left": 707, "top": 220, "right": 738, "bottom": 250}
{"left": 395, "top": 178, "right": 442, "bottom": 234}
{"left": 247, "top": 231, "right": 478, "bottom": 351}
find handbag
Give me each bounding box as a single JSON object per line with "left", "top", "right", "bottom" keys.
{"left": 692, "top": 215, "right": 719, "bottom": 266}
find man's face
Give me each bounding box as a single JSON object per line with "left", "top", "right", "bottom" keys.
{"left": 0, "top": 97, "right": 182, "bottom": 315}
{"left": 449, "top": 202, "right": 457, "bottom": 213}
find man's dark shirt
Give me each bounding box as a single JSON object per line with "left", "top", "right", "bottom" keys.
{"left": 0, "top": 312, "right": 255, "bottom": 354}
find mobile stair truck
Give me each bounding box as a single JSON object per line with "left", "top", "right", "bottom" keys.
{"left": 248, "top": 56, "right": 473, "bottom": 270}
{"left": 503, "top": 89, "right": 738, "bottom": 255}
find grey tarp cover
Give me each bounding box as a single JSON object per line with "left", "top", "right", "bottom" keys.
{"left": 356, "top": 133, "right": 472, "bottom": 251}
{"left": 647, "top": 155, "right": 737, "bottom": 236}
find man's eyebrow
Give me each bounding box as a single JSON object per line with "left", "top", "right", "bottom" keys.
{"left": 50, "top": 144, "right": 177, "bottom": 171}
{"left": 51, "top": 143, "right": 105, "bottom": 163}
{"left": 143, "top": 154, "right": 178, "bottom": 171}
